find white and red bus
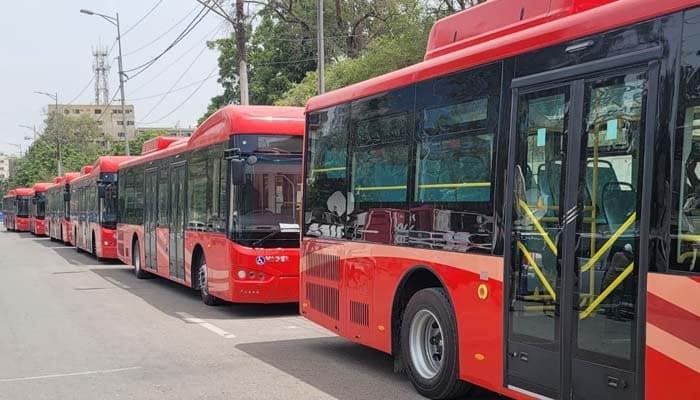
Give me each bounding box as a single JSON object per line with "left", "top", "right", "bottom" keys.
{"left": 3, "top": 190, "right": 17, "bottom": 231}
{"left": 71, "top": 157, "right": 134, "bottom": 259}
{"left": 46, "top": 172, "right": 82, "bottom": 243}
{"left": 7, "top": 188, "right": 34, "bottom": 232}
{"left": 29, "top": 182, "right": 51, "bottom": 236}
{"left": 300, "top": 1, "right": 700, "bottom": 399}
{"left": 117, "top": 105, "right": 304, "bottom": 305}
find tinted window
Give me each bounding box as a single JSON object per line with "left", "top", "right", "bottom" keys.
{"left": 347, "top": 87, "right": 414, "bottom": 245}
{"left": 304, "top": 105, "right": 350, "bottom": 239}
{"left": 188, "top": 150, "right": 208, "bottom": 230}
{"left": 671, "top": 8, "right": 700, "bottom": 274}
{"left": 409, "top": 63, "right": 501, "bottom": 252}
{"left": 158, "top": 167, "right": 169, "bottom": 225}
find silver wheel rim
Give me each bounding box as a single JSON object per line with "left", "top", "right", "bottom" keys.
{"left": 134, "top": 245, "right": 140, "bottom": 273}
{"left": 199, "top": 263, "right": 208, "bottom": 295}
{"left": 409, "top": 309, "right": 444, "bottom": 379}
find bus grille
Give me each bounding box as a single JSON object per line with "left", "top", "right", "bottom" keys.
{"left": 305, "top": 282, "right": 339, "bottom": 320}
{"left": 304, "top": 253, "right": 340, "bottom": 281}
{"left": 350, "top": 301, "right": 369, "bottom": 327}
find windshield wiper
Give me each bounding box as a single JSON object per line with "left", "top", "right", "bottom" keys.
{"left": 251, "top": 230, "right": 280, "bottom": 247}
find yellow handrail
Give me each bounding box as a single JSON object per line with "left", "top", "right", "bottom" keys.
{"left": 311, "top": 167, "right": 346, "bottom": 174}
{"left": 518, "top": 199, "right": 558, "bottom": 255}
{"left": 580, "top": 212, "right": 636, "bottom": 273}
{"left": 354, "top": 185, "right": 407, "bottom": 191}
{"left": 418, "top": 182, "right": 491, "bottom": 189}
{"left": 517, "top": 241, "right": 557, "bottom": 301}
{"left": 579, "top": 262, "right": 634, "bottom": 319}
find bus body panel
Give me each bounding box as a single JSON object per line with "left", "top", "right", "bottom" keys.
{"left": 15, "top": 216, "right": 30, "bottom": 232}
{"left": 117, "top": 224, "right": 144, "bottom": 266}
{"left": 156, "top": 227, "right": 170, "bottom": 276}
{"left": 645, "top": 273, "right": 700, "bottom": 400}
{"left": 301, "top": 240, "right": 517, "bottom": 394}
{"left": 185, "top": 231, "right": 300, "bottom": 303}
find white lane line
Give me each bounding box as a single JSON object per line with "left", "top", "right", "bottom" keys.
{"left": 0, "top": 366, "right": 142, "bottom": 383}
{"left": 103, "top": 276, "right": 131, "bottom": 289}
{"left": 176, "top": 312, "right": 236, "bottom": 339}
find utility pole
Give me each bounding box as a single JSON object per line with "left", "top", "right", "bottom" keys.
{"left": 115, "top": 13, "right": 130, "bottom": 155}
{"left": 34, "top": 91, "right": 62, "bottom": 175}
{"left": 317, "top": 0, "right": 325, "bottom": 94}
{"left": 234, "top": 0, "right": 249, "bottom": 105}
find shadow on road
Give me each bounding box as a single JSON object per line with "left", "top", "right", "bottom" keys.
{"left": 236, "top": 337, "right": 505, "bottom": 400}
{"left": 90, "top": 266, "right": 298, "bottom": 322}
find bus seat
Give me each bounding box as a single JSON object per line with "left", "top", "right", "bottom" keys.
{"left": 586, "top": 159, "right": 618, "bottom": 215}
{"left": 602, "top": 181, "right": 636, "bottom": 233}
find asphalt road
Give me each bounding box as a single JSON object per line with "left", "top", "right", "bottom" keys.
{"left": 0, "top": 230, "right": 504, "bottom": 400}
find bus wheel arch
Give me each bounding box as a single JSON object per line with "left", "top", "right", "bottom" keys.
{"left": 191, "top": 245, "right": 221, "bottom": 306}
{"left": 392, "top": 266, "right": 469, "bottom": 399}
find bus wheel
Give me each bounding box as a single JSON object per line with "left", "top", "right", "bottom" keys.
{"left": 92, "top": 233, "right": 98, "bottom": 259}
{"left": 197, "top": 254, "right": 220, "bottom": 306}
{"left": 133, "top": 240, "right": 149, "bottom": 279}
{"left": 401, "top": 288, "right": 471, "bottom": 400}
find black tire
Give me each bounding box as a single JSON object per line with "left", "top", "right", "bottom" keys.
{"left": 74, "top": 229, "right": 82, "bottom": 252}
{"left": 92, "top": 233, "right": 98, "bottom": 259}
{"left": 401, "top": 288, "right": 471, "bottom": 400}
{"left": 197, "top": 253, "right": 221, "bottom": 306}
{"left": 133, "top": 239, "right": 149, "bottom": 279}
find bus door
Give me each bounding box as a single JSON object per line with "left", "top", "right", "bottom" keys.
{"left": 169, "top": 163, "right": 186, "bottom": 280}
{"left": 144, "top": 169, "right": 158, "bottom": 270}
{"left": 504, "top": 53, "right": 659, "bottom": 400}
{"left": 156, "top": 167, "right": 170, "bottom": 275}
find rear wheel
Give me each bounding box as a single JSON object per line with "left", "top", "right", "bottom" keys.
{"left": 92, "top": 232, "right": 99, "bottom": 260}
{"left": 197, "top": 253, "right": 221, "bottom": 306}
{"left": 401, "top": 288, "right": 471, "bottom": 400}
{"left": 133, "top": 240, "right": 149, "bottom": 279}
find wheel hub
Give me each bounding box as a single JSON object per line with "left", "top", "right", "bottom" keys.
{"left": 409, "top": 309, "right": 444, "bottom": 379}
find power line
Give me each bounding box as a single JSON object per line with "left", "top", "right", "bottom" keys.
{"left": 121, "top": 0, "right": 164, "bottom": 37}
{"left": 138, "top": 38, "right": 214, "bottom": 122}
{"left": 127, "top": 22, "right": 224, "bottom": 95}
{"left": 139, "top": 66, "right": 218, "bottom": 125}
{"left": 129, "top": 73, "right": 217, "bottom": 101}
{"left": 123, "top": 5, "right": 211, "bottom": 78}
{"left": 123, "top": 5, "right": 201, "bottom": 57}
{"left": 65, "top": 75, "right": 95, "bottom": 106}
{"left": 252, "top": 57, "right": 317, "bottom": 67}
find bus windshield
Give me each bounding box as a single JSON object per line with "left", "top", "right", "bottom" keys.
{"left": 101, "top": 182, "right": 118, "bottom": 228}
{"left": 17, "top": 196, "right": 30, "bottom": 217}
{"left": 36, "top": 193, "right": 46, "bottom": 219}
{"left": 230, "top": 135, "right": 302, "bottom": 248}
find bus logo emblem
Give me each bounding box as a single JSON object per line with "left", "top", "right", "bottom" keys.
{"left": 256, "top": 256, "right": 265, "bottom": 266}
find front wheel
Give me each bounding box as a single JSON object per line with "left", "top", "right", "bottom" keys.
{"left": 133, "top": 240, "right": 149, "bottom": 279}
{"left": 197, "top": 254, "right": 221, "bottom": 306}
{"left": 401, "top": 288, "right": 471, "bottom": 400}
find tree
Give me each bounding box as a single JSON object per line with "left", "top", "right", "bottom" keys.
{"left": 10, "top": 114, "right": 104, "bottom": 188}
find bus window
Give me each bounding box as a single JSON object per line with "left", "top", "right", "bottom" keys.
{"left": 304, "top": 105, "right": 350, "bottom": 239}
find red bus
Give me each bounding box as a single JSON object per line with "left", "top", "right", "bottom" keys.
{"left": 71, "top": 157, "right": 134, "bottom": 259}
{"left": 9, "top": 188, "right": 34, "bottom": 232}
{"left": 3, "top": 190, "right": 17, "bottom": 231}
{"left": 117, "top": 105, "right": 304, "bottom": 306}
{"left": 29, "top": 182, "right": 51, "bottom": 236}
{"left": 46, "top": 172, "right": 82, "bottom": 242}
{"left": 300, "top": 1, "right": 700, "bottom": 399}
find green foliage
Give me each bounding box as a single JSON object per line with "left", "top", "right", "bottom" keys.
{"left": 10, "top": 113, "right": 105, "bottom": 188}
{"left": 108, "top": 129, "right": 166, "bottom": 156}
{"left": 276, "top": 20, "right": 430, "bottom": 106}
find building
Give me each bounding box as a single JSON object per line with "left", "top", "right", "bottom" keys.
{"left": 136, "top": 127, "right": 194, "bottom": 137}
{"left": 0, "top": 154, "right": 18, "bottom": 180}
{"left": 48, "top": 104, "right": 136, "bottom": 140}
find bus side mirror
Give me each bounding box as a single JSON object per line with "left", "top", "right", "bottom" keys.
{"left": 97, "top": 185, "right": 105, "bottom": 198}
{"left": 231, "top": 159, "right": 246, "bottom": 185}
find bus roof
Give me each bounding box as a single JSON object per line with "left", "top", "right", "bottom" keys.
{"left": 306, "top": 0, "right": 691, "bottom": 112}
{"left": 190, "top": 105, "right": 305, "bottom": 150}
{"left": 141, "top": 136, "right": 183, "bottom": 155}
{"left": 5, "top": 189, "right": 16, "bottom": 198}
{"left": 63, "top": 172, "right": 81, "bottom": 183}
{"left": 15, "top": 188, "right": 34, "bottom": 196}
{"left": 91, "top": 156, "right": 137, "bottom": 174}
{"left": 119, "top": 106, "right": 305, "bottom": 170}
{"left": 80, "top": 165, "right": 93, "bottom": 174}
{"left": 32, "top": 183, "right": 53, "bottom": 193}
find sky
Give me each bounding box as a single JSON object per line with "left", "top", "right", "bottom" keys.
{"left": 0, "top": 0, "right": 228, "bottom": 156}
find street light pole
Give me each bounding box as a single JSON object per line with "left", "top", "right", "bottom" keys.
{"left": 18, "top": 124, "right": 38, "bottom": 141}
{"left": 34, "top": 91, "right": 62, "bottom": 175}
{"left": 80, "top": 8, "right": 130, "bottom": 156}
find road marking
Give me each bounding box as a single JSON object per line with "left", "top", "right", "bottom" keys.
{"left": 176, "top": 312, "right": 236, "bottom": 339}
{"left": 74, "top": 287, "right": 113, "bottom": 291}
{"left": 0, "top": 366, "right": 142, "bottom": 383}
{"left": 103, "top": 276, "right": 131, "bottom": 289}
{"left": 52, "top": 271, "right": 88, "bottom": 275}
